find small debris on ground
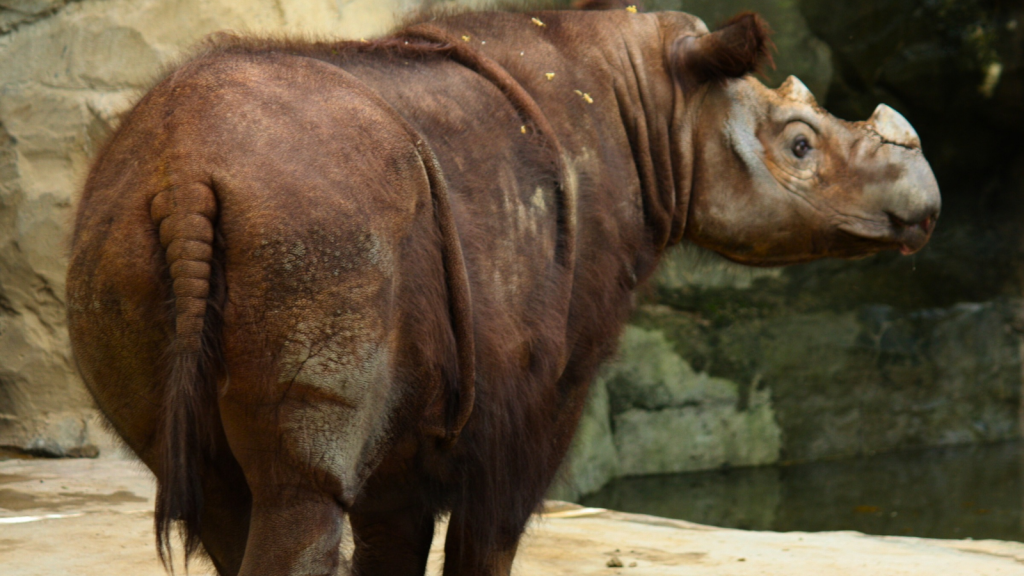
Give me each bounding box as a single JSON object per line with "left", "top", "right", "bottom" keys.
{"left": 607, "top": 555, "right": 624, "bottom": 567}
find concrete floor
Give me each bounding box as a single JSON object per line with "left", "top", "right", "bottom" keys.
{"left": 3, "top": 455, "right": 1024, "bottom": 575}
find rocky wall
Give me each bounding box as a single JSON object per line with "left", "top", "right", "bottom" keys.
{"left": 556, "top": 0, "right": 1024, "bottom": 500}
{"left": 2, "top": 0, "right": 1020, "bottom": 507}
{"left": 0, "top": 0, "right": 411, "bottom": 455}
{"left": 554, "top": 248, "right": 1024, "bottom": 500}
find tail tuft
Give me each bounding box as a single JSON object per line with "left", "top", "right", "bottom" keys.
{"left": 150, "top": 182, "right": 222, "bottom": 569}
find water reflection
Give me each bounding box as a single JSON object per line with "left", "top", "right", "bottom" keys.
{"left": 581, "top": 441, "right": 1024, "bottom": 541}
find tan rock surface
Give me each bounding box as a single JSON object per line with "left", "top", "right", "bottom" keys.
{"left": 2, "top": 456, "right": 1022, "bottom": 575}
{"left": 0, "top": 0, "right": 411, "bottom": 454}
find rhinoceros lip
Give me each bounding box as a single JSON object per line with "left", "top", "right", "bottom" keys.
{"left": 837, "top": 217, "right": 930, "bottom": 256}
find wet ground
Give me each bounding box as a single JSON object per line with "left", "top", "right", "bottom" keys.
{"left": 583, "top": 440, "right": 1024, "bottom": 542}
{"left": 3, "top": 452, "right": 1024, "bottom": 574}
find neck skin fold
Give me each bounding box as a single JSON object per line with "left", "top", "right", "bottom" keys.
{"left": 606, "top": 16, "right": 702, "bottom": 279}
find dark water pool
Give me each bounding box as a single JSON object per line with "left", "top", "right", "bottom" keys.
{"left": 581, "top": 441, "right": 1024, "bottom": 541}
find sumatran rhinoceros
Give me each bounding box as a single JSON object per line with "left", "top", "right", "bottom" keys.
{"left": 66, "top": 6, "right": 940, "bottom": 576}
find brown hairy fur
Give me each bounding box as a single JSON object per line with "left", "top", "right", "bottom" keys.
{"left": 674, "top": 11, "right": 774, "bottom": 85}
{"left": 70, "top": 11, "right": 750, "bottom": 572}
{"left": 67, "top": 5, "right": 938, "bottom": 575}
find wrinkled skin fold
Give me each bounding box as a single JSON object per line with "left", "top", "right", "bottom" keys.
{"left": 66, "top": 7, "right": 939, "bottom": 576}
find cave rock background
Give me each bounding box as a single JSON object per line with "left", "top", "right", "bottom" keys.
{"left": 0, "top": 1, "right": 1021, "bottom": 503}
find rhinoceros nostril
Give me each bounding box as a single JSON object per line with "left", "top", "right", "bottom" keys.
{"left": 887, "top": 212, "right": 909, "bottom": 229}
{"left": 887, "top": 212, "right": 935, "bottom": 233}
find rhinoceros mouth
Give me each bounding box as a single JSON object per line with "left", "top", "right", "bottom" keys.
{"left": 837, "top": 211, "right": 935, "bottom": 256}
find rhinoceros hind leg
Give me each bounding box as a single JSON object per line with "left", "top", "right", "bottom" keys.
{"left": 237, "top": 483, "right": 344, "bottom": 576}
{"left": 195, "top": 458, "right": 252, "bottom": 576}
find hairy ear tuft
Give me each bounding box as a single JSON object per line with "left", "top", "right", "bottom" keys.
{"left": 674, "top": 11, "right": 774, "bottom": 85}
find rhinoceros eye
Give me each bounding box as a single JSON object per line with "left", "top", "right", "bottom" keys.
{"left": 792, "top": 136, "right": 812, "bottom": 159}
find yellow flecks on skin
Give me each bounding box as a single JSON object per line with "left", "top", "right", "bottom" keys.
{"left": 531, "top": 187, "right": 547, "bottom": 210}
{"left": 462, "top": 35, "right": 471, "bottom": 41}
{"left": 626, "top": 5, "right": 637, "bottom": 13}
{"left": 545, "top": 72, "right": 555, "bottom": 80}
{"left": 531, "top": 17, "right": 545, "bottom": 27}
{"left": 521, "top": 125, "right": 527, "bottom": 134}
{"left": 574, "top": 89, "right": 582, "bottom": 95}
{"left": 583, "top": 93, "right": 594, "bottom": 103}
{"left": 360, "top": 38, "right": 368, "bottom": 43}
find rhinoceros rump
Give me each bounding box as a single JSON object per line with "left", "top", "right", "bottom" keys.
{"left": 66, "top": 8, "right": 939, "bottom": 576}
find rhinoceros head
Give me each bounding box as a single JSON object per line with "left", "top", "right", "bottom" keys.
{"left": 675, "top": 16, "right": 940, "bottom": 266}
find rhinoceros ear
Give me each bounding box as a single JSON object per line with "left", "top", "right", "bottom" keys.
{"left": 673, "top": 12, "right": 774, "bottom": 86}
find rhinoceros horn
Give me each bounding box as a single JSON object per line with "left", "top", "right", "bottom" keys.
{"left": 867, "top": 104, "right": 921, "bottom": 149}
{"left": 776, "top": 75, "right": 816, "bottom": 104}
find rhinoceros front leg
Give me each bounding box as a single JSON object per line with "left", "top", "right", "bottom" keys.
{"left": 441, "top": 508, "right": 524, "bottom": 576}
{"left": 348, "top": 504, "right": 435, "bottom": 576}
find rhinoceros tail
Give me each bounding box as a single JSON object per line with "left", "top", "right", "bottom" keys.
{"left": 150, "top": 181, "right": 223, "bottom": 568}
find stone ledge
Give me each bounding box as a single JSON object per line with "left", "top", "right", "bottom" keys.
{"left": 2, "top": 457, "right": 1022, "bottom": 575}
